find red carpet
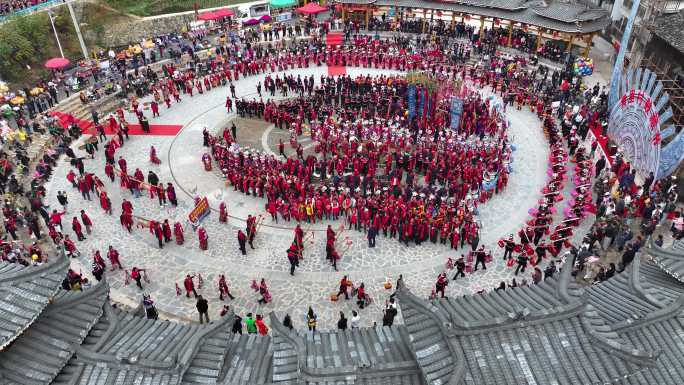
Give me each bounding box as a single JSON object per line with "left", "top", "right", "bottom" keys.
{"left": 51, "top": 111, "right": 183, "bottom": 136}
{"left": 117, "top": 123, "right": 183, "bottom": 136}
{"left": 328, "top": 66, "right": 346, "bottom": 76}
{"left": 326, "top": 32, "right": 343, "bottom": 47}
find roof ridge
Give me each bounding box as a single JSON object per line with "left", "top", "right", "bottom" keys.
{"left": 556, "top": 253, "right": 576, "bottom": 302}
{"left": 90, "top": 302, "right": 121, "bottom": 352}
{"left": 269, "top": 312, "right": 304, "bottom": 382}
{"left": 614, "top": 294, "right": 684, "bottom": 333}
{"left": 396, "top": 286, "right": 464, "bottom": 385}
{"left": 434, "top": 255, "right": 584, "bottom": 333}
{"left": 581, "top": 304, "right": 661, "bottom": 366}
{"left": 629, "top": 255, "right": 667, "bottom": 308}
{"left": 647, "top": 237, "right": 684, "bottom": 260}
{"left": 177, "top": 310, "right": 234, "bottom": 377}
{"left": 446, "top": 294, "right": 588, "bottom": 335}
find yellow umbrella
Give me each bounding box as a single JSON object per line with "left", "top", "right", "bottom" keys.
{"left": 144, "top": 40, "right": 155, "bottom": 49}
{"left": 0, "top": 82, "right": 8, "bottom": 93}
{"left": 29, "top": 87, "right": 44, "bottom": 96}
{"left": 10, "top": 96, "right": 25, "bottom": 105}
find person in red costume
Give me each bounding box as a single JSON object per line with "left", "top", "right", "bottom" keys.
{"left": 107, "top": 246, "right": 123, "bottom": 270}
{"left": 198, "top": 226, "right": 208, "bottom": 250}
{"left": 219, "top": 202, "right": 228, "bottom": 223}
{"left": 174, "top": 222, "right": 184, "bottom": 244}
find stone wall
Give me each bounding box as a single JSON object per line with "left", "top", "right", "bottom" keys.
{"left": 96, "top": 14, "right": 195, "bottom": 48}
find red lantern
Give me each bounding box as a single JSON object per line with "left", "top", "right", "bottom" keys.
{"left": 494, "top": 18, "right": 500, "bottom": 26}
{"left": 464, "top": 14, "right": 470, "bottom": 21}
{"left": 523, "top": 24, "right": 528, "bottom": 32}
{"left": 436, "top": 11, "right": 442, "bottom": 17}
{"left": 552, "top": 31, "right": 559, "bottom": 39}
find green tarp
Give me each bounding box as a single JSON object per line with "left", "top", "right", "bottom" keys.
{"left": 270, "top": 0, "right": 297, "bottom": 9}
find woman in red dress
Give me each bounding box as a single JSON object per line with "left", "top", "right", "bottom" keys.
{"left": 174, "top": 222, "right": 184, "bottom": 245}
{"left": 198, "top": 226, "right": 208, "bottom": 250}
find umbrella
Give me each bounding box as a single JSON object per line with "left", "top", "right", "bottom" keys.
{"left": 198, "top": 11, "right": 220, "bottom": 21}
{"left": 44, "top": 57, "right": 70, "bottom": 69}
{"left": 297, "top": 2, "right": 327, "bottom": 14}
{"left": 214, "top": 8, "right": 235, "bottom": 17}
{"left": 9, "top": 96, "right": 25, "bottom": 105}
{"left": 243, "top": 15, "right": 271, "bottom": 25}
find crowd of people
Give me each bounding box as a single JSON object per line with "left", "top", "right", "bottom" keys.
{"left": 366, "top": 16, "right": 570, "bottom": 63}
{"left": 1, "top": 8, "right": 680, "bottom": 335}
{"left": 0, "top": 0, "right": 52, "bottom": 16}
{"left": 208, "top": 71, "right": 511, "bottom": 258}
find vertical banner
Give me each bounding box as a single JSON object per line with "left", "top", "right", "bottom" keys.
{"left": 408, "top": 84, "right": 416, "bottom": 120}
{"left": 450, "top": 97, "right": 464, "bottom": 130}
{"left": 418, "top": 86, "right": 426, "bottom": 121}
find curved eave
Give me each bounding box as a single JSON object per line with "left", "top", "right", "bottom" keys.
{"left": 397, "top": 286, "right": 463, "bottom": 385}
{"left": 531, "top": 6, "right": 609, "bottom": 24}
{"left": 0, "top": 254, "right": 69, "bottom": 350}
{"left": 646, "top": 238, "right": 684, "bottom": 282}
{"left": 0, "top": 280, "right": 108, "bottom": 385}
{"left": 581, "top": 305, "right": 660, "bottom": 367}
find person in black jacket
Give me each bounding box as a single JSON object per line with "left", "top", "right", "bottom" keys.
{"left": 196, "top": 295, "right": 209, "bottom": 324}
{"left": 337, "top": 312, "right": 347, "bottom": 330}
{"left": 231, "top": 314, "right": 243, "bottom": 334}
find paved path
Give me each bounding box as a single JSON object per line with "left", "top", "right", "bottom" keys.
{"left": 46, "top": 64, "right": 590, "bottom": 329}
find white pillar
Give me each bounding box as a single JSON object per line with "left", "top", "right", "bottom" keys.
{"left": 67, "top": 1, "right": 88, "bottom": 60}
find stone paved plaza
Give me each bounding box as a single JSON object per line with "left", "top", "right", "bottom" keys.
{"left": 46, "top": 65, "right": 593, "bottom": 328}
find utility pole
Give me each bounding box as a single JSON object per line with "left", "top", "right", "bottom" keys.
{"left": 47, "top": 10, "right": 64, "bottom": 58}
{"left": 67, "top": 1, "right": 88, "bottom": 60}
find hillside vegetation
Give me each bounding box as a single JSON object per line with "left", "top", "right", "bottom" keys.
{"left": 106, "top": 0, "right": 242, "bottom": 16}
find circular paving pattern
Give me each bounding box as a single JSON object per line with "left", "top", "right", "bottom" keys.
{"left": 46, "top": 65, "right": 592, "bottom": 328}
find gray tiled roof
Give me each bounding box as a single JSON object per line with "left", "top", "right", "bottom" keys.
{"left": 397, "top": 288, "right": 461, "bottom": 385}
{"left": 54, "top": 364, "right": 182, "bottom": 385}
{"left": 180, "top": 322, "right": 232, "bottom": 385}
{"left": 6, "top": 238, "right": 684, "bottom": 385}
{"left": 646, "top": 238, "right": 684, "bottom": 282}
{"left": 531, "top": 2, "right": 607, "bottom": 23}
{"left": 0, "top": 255, "right": 69, "bottom": 350}
{"left": 587, "top": 257, "right": 674, "bottom": 327}
{"left": 335, "top": 0, "right": 611, "bottom": 33}
{"left": 652, "top": 11, "right": 684, "bottom": 55}
{"left": 51, "top": 297, "right": 231, "bottom": 385}
{"left": 268, "top": 313, "right": 425, "bottom": 385}
{"left": 434, "top": 277, "right": 576, "bottom": 328}
{"left": 0, "top": 281, "right": 107, "bottom": 385}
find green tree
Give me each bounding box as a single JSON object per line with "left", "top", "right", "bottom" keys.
{"left": 0, "top": 30, "right": 36, "bottom": 82}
